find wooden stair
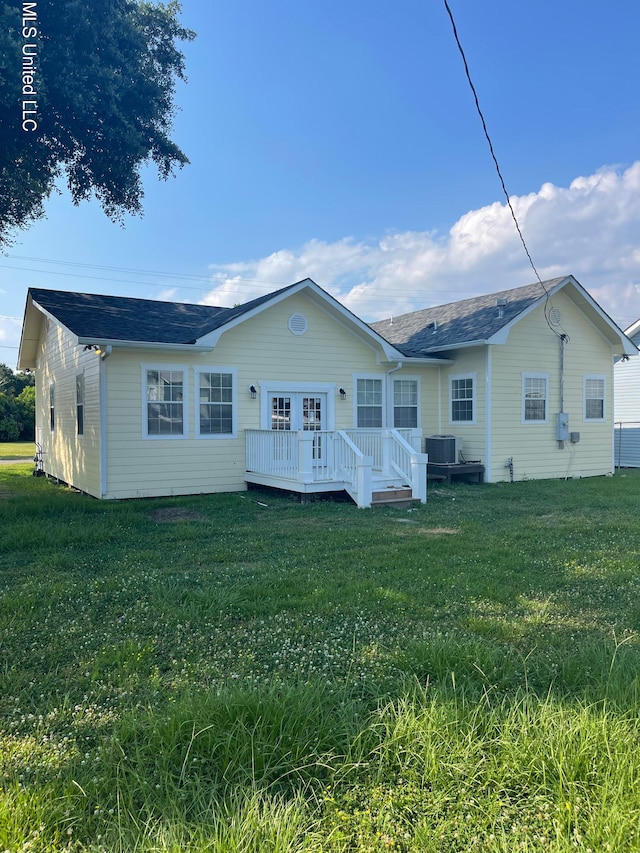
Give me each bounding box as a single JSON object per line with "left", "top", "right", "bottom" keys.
{"left": 371, "top": 485, "right": 416, "bottom": 508}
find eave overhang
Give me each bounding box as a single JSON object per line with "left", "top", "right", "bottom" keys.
{"left": 75, "top": 337, "right": 214, "bottom": 353}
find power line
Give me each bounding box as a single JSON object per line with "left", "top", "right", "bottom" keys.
{"left": 442, "top": 2, "right": 544, "bottom": 291}
{"left": 442, "top": 0, "right": 568, "bottom": 339}
{"left": 0, "top": 256, "right": 493, "bottom": 306}
{"left": 5, "top": 254, "right": 286, "bottom": 288}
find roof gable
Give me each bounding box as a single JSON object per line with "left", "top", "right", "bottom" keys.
{"left": 19, "top": 279, "right": 412, "bottom": 367}
{"left": 370, "top": 279, "right": 563, "bottom": 354}
{"left": 370, "top": 276, "right": 636, "bottom": 357}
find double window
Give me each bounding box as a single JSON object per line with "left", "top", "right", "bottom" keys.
{"left": 450, "top": 374, "right": 474, "bottom": 423}
{"left": 143, "top": 366, "right": 236, "bottom": 438}
{"left": 355, "top": 377, "right": 419, "bottom": 429}
{"left": 522, "top": 373, "right": 548, "bottom": 423}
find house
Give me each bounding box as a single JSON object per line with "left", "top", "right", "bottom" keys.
{"left": 613, "top": 319, "right": 640, "bottom": 467}
{"left": 18, "top": 275, "right": 636, "bottom": 505}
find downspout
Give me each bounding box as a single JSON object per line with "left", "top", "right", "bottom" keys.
{"left": 98, "top": 349, "right": 111, "bottom": 498}
{"left": 558, "top": 334, "right": 567, "bottom": 449}
{"left": 485, "top": 345, "right": 492, "bottom": 482}
{"left": 386, "top": 361, "right": 402, "bottom": 425}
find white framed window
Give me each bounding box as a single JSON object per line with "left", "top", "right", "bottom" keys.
{"left": 450, "top": 374, "right": 475, "bottom": 424}
{"left": 143, "top": 366, "right": 187, "bottom": 438}
{"left": 584, "top": 375, "right": 605, "bottom": 421}
{"left": 522, "top": 373, "right": 549, "bottom": 423}
{"left": 49, "top": 384, "right": 55, "bottom": 431}
{"left": 393, "top": 378, "right": 418, "bottom": 428}
{"left": 76, "top": 373, "right": 85, "bottom": 436}
{"left": 195, "top": 368, "right": 237, "bottom": 437}
{"left": 355, "top": 376, "right": 383, "bottom": 428}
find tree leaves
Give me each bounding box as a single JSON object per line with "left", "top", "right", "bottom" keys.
{"left": 0, "top": 0, "right": 195, "bottom": 247}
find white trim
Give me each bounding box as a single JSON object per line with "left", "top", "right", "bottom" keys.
{"left": 583, "top": 374, "right": 606, "bottom": 422}
{"left": 141, "top": 363, "right": 189, "bottom": 439}
{"left": 449, "top": 372, "right": 476, "bottom": 425}
{"left": 77, "top": 337, "right": 213, "bottom": 353}
{"left": 522, "top": 372, "right": 549, "bottom": 424}
{"left": 194, "top": 367, "right": 238, "bottom": 438}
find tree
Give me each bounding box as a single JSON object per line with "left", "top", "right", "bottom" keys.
{"left": 16, "top": 385, "right": 35, "bottom": 440}
{"left": 0, "top": 364, "right": 35, "bottom": 440}
{"left": 0, "top": 363, "right": 34, "bottom": 397}
{"left": 0, "top": 0, "right": 195, "bottom": 248}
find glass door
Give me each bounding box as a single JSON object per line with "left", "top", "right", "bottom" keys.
{"left": 269, "top": 392, "right": 327, "bottom": 463}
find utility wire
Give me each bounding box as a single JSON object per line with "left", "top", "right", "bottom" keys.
{"left": 442, "top": 2, "right": 544, "bottom": 291}
{"left": 442, "top": 0, "right": 568, "bottom": 338}
{"left": 0, "top": 255, "right": 490, "bottom": 306}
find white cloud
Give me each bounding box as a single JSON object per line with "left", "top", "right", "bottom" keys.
{"left": 205, "top": 162, "right": 640, "bottom": 329}
{"left": 0, "top": 316, "right": 23, "bottom": 370}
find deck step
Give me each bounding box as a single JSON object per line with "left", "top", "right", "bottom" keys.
{"left": 371, "top": 487, "right": 415, "bottom": 507}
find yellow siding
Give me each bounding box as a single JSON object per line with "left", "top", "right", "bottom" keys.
{"left": 103, "top": 293, "right": 438, "bottom": 499}
{"left": 488, "top": 291, "right": 614, "bottom": 482}
{"left": 33, "top": 285, "right": 617, "bottom": 499}
{"left": 35, "top": 321, "right": 102, "bottom": 497}
{"left": 434, "top": 347, "right": 487, "bottom": 463}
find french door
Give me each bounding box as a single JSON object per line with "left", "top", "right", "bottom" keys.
{"left": 269, "top": 392, "right": 327, "bottom": 462}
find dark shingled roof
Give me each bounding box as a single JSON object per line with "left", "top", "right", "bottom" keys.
{"left": 370, "top": 279, "right": 566, "bottom": 355}
{"left": 28, "top": 283, "right": 300, "bottom": 344}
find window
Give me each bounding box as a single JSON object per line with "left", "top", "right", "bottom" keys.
{"left": 450, "top": 375, "right": 474, "bottom": 423}
{"left": 584, "top": 376, "right": 605, "bottom": 421}
{"left": 49, "top": 384, "right": 55, "bottom": 431}
{"left": 356, "top": 377, "right": 382, "bottom": 427}
{"left": 145, "top": 368, "right": 186, "bottom": 437}
{"left": 393, "top": 379, "right": 418, "bottom": 428}
{"left": 76, "top": 374, "right": 84, "bottom": 436}
{"left": 197, "top": 370, "right": 235, "bottom": 436}
{"left": 523, "top": 374, "right": 548, "bottom": 422}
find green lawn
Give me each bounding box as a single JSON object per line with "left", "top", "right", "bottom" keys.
{"left": 1, "top": 465, "right": 639, "bottom": 851}
{"left": 0, "top": 441, "right": 34, "bottom": 459}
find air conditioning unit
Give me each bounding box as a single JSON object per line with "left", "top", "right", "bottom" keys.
{"left": 424, "top": 434, "right": 463, "bottom": 464}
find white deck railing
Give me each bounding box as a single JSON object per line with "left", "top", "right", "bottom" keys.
{"left": 245, "top": 428, "right": 427, "bottom": 508}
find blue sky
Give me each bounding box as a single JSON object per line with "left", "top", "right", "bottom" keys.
{"left": 2, "top": 0, "right": 640, "bottom": 368}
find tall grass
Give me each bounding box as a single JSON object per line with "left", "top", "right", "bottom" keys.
{"left": 1, "top": 463, "right": 640, "bottom": 849}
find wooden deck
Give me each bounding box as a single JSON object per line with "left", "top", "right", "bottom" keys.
{"left": 245, "top": 428, "right": 427, "bottom": 508}
{"left": 427, "top": 462, "right": 485, "bottom": 484}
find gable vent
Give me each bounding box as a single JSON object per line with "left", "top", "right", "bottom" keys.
{"left": 288, "top": 313, "right": 308, "bottom": 336}
{"left": 549, "top": 307, "right": 562, "bottom": 326}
